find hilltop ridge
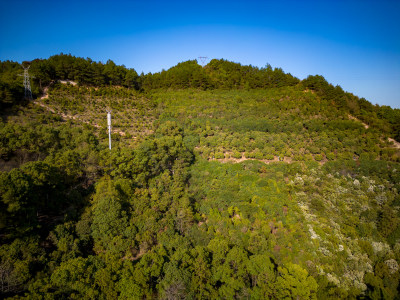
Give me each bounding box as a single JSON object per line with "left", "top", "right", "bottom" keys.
{"left": 1, "top": 54, "right": 399, "bottom": 142}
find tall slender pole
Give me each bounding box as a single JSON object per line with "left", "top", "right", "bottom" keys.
{"left": 107, "top": 111, "right": 112, "bottom": 150}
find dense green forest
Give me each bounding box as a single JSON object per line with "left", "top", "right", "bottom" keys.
{"left": 1, "top": 54, "right": 400, "bottom": 299}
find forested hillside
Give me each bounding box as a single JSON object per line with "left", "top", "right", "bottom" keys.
{"left": 1, "top": 54, "right": 400, "bottom": 299}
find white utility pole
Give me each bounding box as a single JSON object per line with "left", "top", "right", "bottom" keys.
{"left": 107, "top": 111, "right": 112, "bottom": 150}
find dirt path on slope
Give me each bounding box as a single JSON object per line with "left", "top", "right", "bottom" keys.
{"left": 347, "top": 114, "right": 400, "bottom": 149}
{"left": 34, "top": 87, "right": 127, "bottom": 136}
{"left": 348, "top": 114, "right": 369, "bottom": 129}
{"left": 208, "top": 155, "right": 327, "bottom": 165}
{"left": 388, "top": 138, "right": 400, "bottom": 149}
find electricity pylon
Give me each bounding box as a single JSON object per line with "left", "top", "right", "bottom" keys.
{"left": 19, "top": 65, "right": 34, "bottom": 100}
{"left": 198, "top": 56, "right": 209, "bottom": 67}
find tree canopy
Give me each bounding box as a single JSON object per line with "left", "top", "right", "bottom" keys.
{"left": 0, "top": 54, "right": 399, "bottom": 299}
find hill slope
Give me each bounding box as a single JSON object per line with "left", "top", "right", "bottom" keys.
{"left": 0, "top": 55, "right": 399, "bottom": 299}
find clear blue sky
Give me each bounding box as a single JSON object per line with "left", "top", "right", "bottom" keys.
{"left": 1, "top": 0, "right": 399, "bottom": 108}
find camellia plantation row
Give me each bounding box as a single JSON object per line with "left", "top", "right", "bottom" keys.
{"left": 0, "top": 54, "right": 399, "bottom": 299}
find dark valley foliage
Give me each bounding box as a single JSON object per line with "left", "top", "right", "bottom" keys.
{"left": 0, "top": 54, "right": 400, "bottom": 299}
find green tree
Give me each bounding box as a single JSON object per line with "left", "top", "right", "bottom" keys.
{"left": 90, "top": 178, "right": 132, "bottom": 254}
{"left": 275, "top": 263, "right": 318, "bottom": 299}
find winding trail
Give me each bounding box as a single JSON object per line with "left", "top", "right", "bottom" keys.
{"left": 348, "top": 114, "right": 400, "bottom": 149}
{"left": 34, "top": 86, "right": 127, "bottom": 136}
{"left": 208, "top": 155, "right": 326, "bottom": 165}
{"left": 348, "top": 114, "right": 369, "bottom": 129}
{"left": 388, "top": 138, "right": 400, "bottom": 149}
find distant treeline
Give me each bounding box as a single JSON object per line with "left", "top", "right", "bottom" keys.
{"left": 0, "top": 54, "right": 299, "bottom": 95}
{"left": 1, "top": 54, "right": 399, "bottom": 140}
{"left": 140, "top": 59, "right": 300, "bottom": 90}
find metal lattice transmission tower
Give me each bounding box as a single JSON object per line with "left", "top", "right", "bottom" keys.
{"left": 198, "top": 56, "right": 209, "bottom": 67}
{"left": 19, "top": 66, "right": 34, "bottom": 100}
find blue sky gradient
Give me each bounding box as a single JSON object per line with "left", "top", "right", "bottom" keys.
{"left": 1, "top": 0, "right": 399, "bottom": 108}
